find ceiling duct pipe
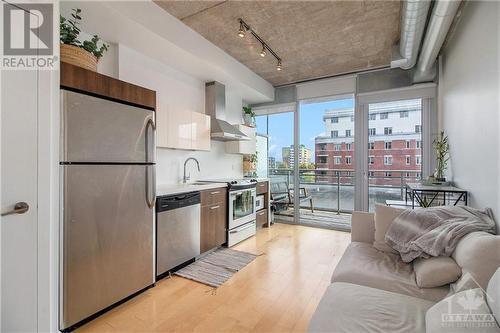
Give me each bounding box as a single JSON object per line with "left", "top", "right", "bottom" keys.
{"left": 414, "top": 0, "right": 462, "bottom": 82}
{"left": 391, "top": 0, "right": 431, "bottom": 70}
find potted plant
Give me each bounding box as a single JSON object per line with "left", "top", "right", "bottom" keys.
{"left": 433, "top": 131, "right": 450, "bottom": 182}
{"left": 243, "top": 153, "right": 257, "bottom": 176}
{"left": 242, "top": 106, "right": 255, "bottom": 127}
{"left": 60, "top": 8, "right": 109, "bottom": 72}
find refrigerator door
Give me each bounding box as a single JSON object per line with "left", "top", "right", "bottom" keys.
{"left": 60, "top": 164, "right": 154, "bottom": 329}
{"left": 61, "top": 90, "right": 155, "bottom": 163}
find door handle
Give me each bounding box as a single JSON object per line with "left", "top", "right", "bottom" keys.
{"left": 1, "top": 202, "right": 29, "bottom": 217}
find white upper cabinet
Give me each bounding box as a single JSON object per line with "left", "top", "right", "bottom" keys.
{"left": 226, "top": 125, "right": 256, "bottom": 154}
{"left": 157, "top": 110, "right": 211, "bottom": 151}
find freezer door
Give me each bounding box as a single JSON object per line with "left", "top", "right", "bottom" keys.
{"left": 60, "top": 165, "right": 154, "bottom": 329}
{"left": 61, "top": 90, "right": 155, "bottom": 163}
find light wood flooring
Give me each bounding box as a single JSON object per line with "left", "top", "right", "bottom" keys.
{"left": 76, "top": 223, "right": 351, "bottom": 333}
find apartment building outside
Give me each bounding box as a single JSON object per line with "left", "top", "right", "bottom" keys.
{"left": 282, "top": 144, "right": 312, "bottom": 168}
{"left": 315, "top": 99, "right": 422, "bottom": 186}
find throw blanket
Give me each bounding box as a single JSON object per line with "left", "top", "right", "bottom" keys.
{"left": 385, "top": 206, "right": 496, "bottom": 263}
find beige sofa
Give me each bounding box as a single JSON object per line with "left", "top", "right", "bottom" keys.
{"left": 308, "top": 211, "right": 500, "bottom": 333}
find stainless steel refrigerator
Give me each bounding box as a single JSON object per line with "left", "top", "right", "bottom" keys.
{"left": 60, "top": 90, "right": 156, "bottom": 330}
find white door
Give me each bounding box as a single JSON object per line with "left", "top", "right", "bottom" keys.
{"left": 1, "top": 54, "right": 39, "bottom": 333}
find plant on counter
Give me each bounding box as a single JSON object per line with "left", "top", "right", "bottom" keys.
{"left": 242, "top": 106, "right": 256, "bottom": 127}
{"left": 433, "top": 131, "right": 450, "bottom": 182}
{"left": 60, "top": 8, "right": 109, "bottom": 71}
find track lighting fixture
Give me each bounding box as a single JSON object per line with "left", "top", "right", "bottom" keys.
{"left": 237, "top": 18, "right": 283, "bottom": 71}
{"left": 237, "top": 22, "right": 245, "bottom": 38}
{"left": 260, "top": 45, "right": 267, "bottom": 57}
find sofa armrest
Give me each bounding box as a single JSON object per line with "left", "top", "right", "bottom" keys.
{"left": 351, "top": 211, "right": 375, "bottom": 243}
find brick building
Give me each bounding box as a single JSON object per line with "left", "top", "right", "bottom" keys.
{"left": 315, "top": 99, "right": 422, "bottom": 186}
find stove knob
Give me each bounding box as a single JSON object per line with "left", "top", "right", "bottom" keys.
{"left": 231, "top": 181, "right": 237, "bottom": 185}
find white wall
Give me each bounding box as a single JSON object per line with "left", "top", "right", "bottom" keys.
{"left": 118, "top": 45, "right": 243, "bottom": 185}
{"left": 439, "top": 1, "right": 500, "bottom": 226}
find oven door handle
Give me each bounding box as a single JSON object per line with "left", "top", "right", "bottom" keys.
{"left": 229, "top": 189, "right": 257, "bottom": 196}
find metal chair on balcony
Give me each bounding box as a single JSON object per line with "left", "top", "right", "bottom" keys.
{"left": 270, "top": 181, "right": 314, "bottom": 213}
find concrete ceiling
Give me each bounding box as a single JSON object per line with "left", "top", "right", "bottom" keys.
{"left": 155, "top": 1, "right": 401, "bottom": 86}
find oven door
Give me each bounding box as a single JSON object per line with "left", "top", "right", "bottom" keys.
{"left": 229, "top": 188, "right": 256, "bottom": 229}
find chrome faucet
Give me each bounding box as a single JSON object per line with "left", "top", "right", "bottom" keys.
{"left": 183, "top": 157, "right": 200, "bottom": 183}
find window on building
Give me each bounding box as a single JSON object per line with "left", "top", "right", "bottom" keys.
{"left": 406, "top": 140, "right": 411, "bottom": 149}
{"left": 384, "top": 155, "right": 393, "bottom": 165}
{"left": 416, "top": 172, "right": 421, "bottom": 179}
{"left": 346, "top": 156, "right": 352, "bottom": 165}
{"left": 368, "top": 142, "right": 375, "bottom": 150}
{"left": 331, "top": 130, "right": 338, "bottom": 138}
{"left": 369, "top": 128, "right": 376, "bottom": 136}
{"left": 415, "top": 125, "right": 421, "bottom": 133}
{"left": 351, "top": 116, "right": 354, "bottom": 122}
{"left": 416, "top": 155, "right": 421, "bottom": 165}
{"left": 369, "top": 114, "right": 376, "bottom": 121}
{"left": 416, "top": 140, "right": 422, "bottom": 149}
{"left": 346, "top": 171, "right": 352, "bottom": 177}
{"left": 345, "top": 129, "right": 351, "bottom": 137}
{"left": 334, "top": 171, "right": 340, "bottom": 177}
{"left": 334, "top": 144, "right": 341, "bottom": 151}
{"left": 385, "top": 171, "right": 392, "bottom": 177}
{"left": 369, "top": 156, "right": 375, "bottom": 165}
{"left": 406, "top": 155, "right": 411, "bottom": 165}
{"left": 384, "top": 127, "right": 393, "bottom": 135}
{"left": 380, "top": 112, "right": 389, "bottom": 119}
{"left": 368, "top": 171, "right": 375, "bottom": 177}
{"left": 405, "top": 172, "right": 412, "bottom": 178}
{"left": 318, "top": 156, "right": 327, "bottom": 164}
{"left": 346, "top": 143, "right": 352, "bottom": 151}
{"left": 400, "top": 111, "right": 409, "bottom": 118}
{"left": 334, "top": 156, "right": 342, "bottom": 165}
{"left": 385, "top": 141, "right": 392, "bottom": 149}
{"left": 331, "top": 117, "right": 339, "bottom": 123}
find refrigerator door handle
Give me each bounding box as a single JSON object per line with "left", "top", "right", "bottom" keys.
{"left": 145, "top": 118, "right": 156, "bottom": 209}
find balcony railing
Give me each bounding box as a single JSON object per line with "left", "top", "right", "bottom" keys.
{"left": 268, "top": 168, "right": 421, "bottom": 214}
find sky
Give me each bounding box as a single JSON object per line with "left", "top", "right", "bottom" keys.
{"left": 256, "top": 98, "right": 354, "bottom": 162}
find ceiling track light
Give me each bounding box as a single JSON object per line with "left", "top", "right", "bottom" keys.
{"left": 237, "top": 18, "right": 283, "bottom": 71}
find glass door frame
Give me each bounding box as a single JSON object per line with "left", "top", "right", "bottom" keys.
{"left": 356, "top": 84, "right": 438, "bottom": 211}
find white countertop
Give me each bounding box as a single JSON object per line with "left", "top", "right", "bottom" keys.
{"left": 156, "top": 182, "right": 227, "bottom": 197}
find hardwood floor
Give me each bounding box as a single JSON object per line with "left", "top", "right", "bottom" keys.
{"left": 76, "top": 223, "right": 351, "bottom": 333}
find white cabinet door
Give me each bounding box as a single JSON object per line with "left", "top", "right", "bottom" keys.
{"left": 191, "top": 112, "right": 210, "bottom": 151}
{"left": 165, "top": 110, "right": 192, "bottom": 150}
{"left": 226, "top": 125, "right": 256, "bottom": 154}
{"left": 1, "top": 70, "right": 39, "bottom": 330}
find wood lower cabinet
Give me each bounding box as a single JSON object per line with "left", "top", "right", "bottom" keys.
{"left": 200, "top": 187, "right": 227, "bottom": 253}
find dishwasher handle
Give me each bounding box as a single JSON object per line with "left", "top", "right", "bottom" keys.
{"left": 156, "top": 191, "right": 201, "bottom": 212}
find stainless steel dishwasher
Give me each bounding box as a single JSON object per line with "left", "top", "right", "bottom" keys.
{"left": 156, "top": 191, "right": 200, "bottom": 278}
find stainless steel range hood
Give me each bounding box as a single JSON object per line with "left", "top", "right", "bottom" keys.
{"left": 205, "top": 81, "right": 250, "bottom": 141}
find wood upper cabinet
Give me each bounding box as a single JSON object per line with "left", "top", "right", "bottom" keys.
{"left": 157, "top": 110, "right": 210, "bottom": 151}
{"left": 200, "top": 187, "right": 227, "bottom": 253}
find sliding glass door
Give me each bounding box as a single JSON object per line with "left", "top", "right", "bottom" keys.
{"left": 367, "top": 99, "right": 423, "bottom": 211}
{"left": 298, "top": 96, "right": 355, "bottom": 230}
{"left": 255, "top": 111, "right": 295, "bottom": 223}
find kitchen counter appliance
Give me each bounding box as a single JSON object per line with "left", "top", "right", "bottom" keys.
{"left": 156, "top": 192, "right": 201, "bottom": 278}
{"left": 201, "top": 178, "right": 257, "bottom": 246}
{"left": 60, "top": 90, "right": 156, "bottom": 330}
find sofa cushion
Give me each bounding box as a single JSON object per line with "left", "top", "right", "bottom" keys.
{"left": 374, "top": 204, "right": 405, "bottom": 253}
{"left": 487, "top": 268, "right": 500, "bottom": 326}
{"left": 426, "top": 288, "right": 500, "bottom": 333}
{"left": 331, "top": 242, "right": 449, "bottom": 301}
{"left": 308, "top": 282, "right": 434, "bottom": 333}
{"left": 414, "top": 256, "right": 462, "bottom": 288}
{"left": 451, "top": 231, "right": 500, "bottom": 293}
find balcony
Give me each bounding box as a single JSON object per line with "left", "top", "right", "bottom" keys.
{"left": 268, "top": 168, "right": 421, "bottom": 229}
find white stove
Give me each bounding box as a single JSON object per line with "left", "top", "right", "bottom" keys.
{"left": 199, "top": 178, "right": 257, "bottom": 246}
